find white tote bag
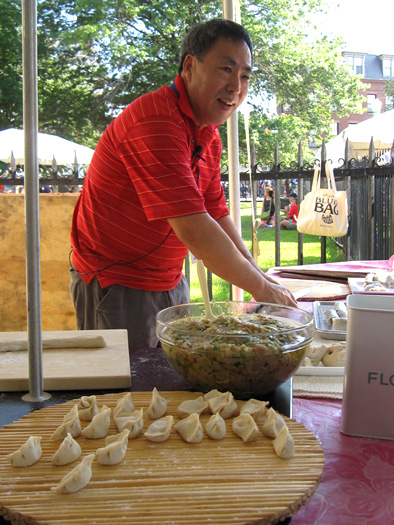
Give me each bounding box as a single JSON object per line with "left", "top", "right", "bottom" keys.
{"left": 297, "top": 161, "right": 348, "bottom": 237}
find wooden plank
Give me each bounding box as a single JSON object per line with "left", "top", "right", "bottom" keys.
{"left": 279, "top": 278, "right": 350, "bottom": 301}
{"left": 273, "top": 261, "right": 390, "bottom": 280}
{"left": 0, "top": 391, "right": 324, "bottom": 525}
{"left": 0, "top": 330, "right": 131, "bottom": 391}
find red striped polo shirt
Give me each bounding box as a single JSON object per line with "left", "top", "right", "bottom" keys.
{"left": 70, "top": 75, "right": 229, "bottom": 291}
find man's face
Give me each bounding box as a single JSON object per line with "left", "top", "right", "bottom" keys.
{"left": 181, "top": 37, "right": 252, "bottom": 128}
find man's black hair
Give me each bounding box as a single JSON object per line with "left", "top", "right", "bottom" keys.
{"left": 178, "top": 19, "right": 253, "bottom": 74}
{"left": 289, "top": 193, "right": 298, "bottom": 202}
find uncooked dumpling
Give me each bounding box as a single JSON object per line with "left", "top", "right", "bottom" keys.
{"left": 240, "top": 399, "right": 269, "bottom": 420}
{"left": 113, "top": 392, "right": 135, "bottom": 417}
{"left": 144, "top": 416, "right": 173, "bottom": 442}
{"left": 77, "top": 395, "right": 99, "bottom": 421}
{"left": 262, "top": 408, "right": 286, "bottom": 439}
{"left": 174, "top": 413, "right": 203, "bottom": 443}
{"left": 51, "top": 411, "right": 82, "bottom": 440}
{"left": 205, "top": 413, "right": 226, "bottom": 440}
{"left": 63, "top": 404, "right": 79, "bottom": 423}
{"left": 146, "top": 388, "right": 167, "bottom": 419}
{"left": 232, "top": 413, "right": 260, "bottom": 443}
{"left": 206, "top": 391, "right": 237, "bottom": 419}
{"left": 322, "top": 343, "right": 346, "bottom": 367}
{"left": 177, "top": 396, "right": 208, "bottom": 419}
{"left": 6, "top": 436, "right": 42, "bottom": 467}
{"left": 113, "top": 408, "right": 144, "bottom": 438}
{"left": 204, "top": 389, "right": 222, "bottom": 401}
{"left": 51, "top": 433, "right": 82, "bottom": 466}
{"left": 82, "top": 405, "right": 111, "bottom": 439}
{"left": 96, "top": 429, "right": 129, "bottom": 465}
{"left": 51, "top": 454, "right": 95, "bottom": 494}
{"left": 273, "top": 425, "right": 295, "bottom": 459}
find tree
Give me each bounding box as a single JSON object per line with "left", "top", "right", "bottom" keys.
{"left": 240, "top": 0, "right": 364, "bottom": 164}
{"left": 0, "top": 0, "right": 365, "bottom": 162}
{"left": 385, "top": 80, "right": 394, "bottom": 111}
{"left": 0, "top": 0, "right": 23, "bottom": 129}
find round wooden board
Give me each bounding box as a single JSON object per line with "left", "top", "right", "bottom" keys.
{"left": 0, "top": 391, "right": 324, "bottom": 525}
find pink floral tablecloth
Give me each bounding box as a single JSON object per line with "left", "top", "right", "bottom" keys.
{"left": 292, "top": 398, "right": 394, "bottom": 524}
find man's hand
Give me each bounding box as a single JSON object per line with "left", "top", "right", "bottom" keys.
{"left": 253, "top": 279, "right": 297, "bottom": 307}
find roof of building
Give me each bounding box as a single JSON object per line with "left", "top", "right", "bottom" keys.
{"left": 365, "top": 54, "right": 386, "bottom": 80}
{"left": 344, "top": 52, "right": 394, "bottom": 80}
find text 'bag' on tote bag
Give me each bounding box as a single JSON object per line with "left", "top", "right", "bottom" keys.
{"left": 297, "top": 161, "right": 348, "bottom": 237}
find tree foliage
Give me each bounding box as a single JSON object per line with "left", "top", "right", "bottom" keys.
{"left": 0, "top": 0, "right": 365, "bottom": 160}
{"left": 384, "top": 80, "right": 394, "bottom": 111}
{"left": 0, "top": 1, "right": 23, "bottom": 128}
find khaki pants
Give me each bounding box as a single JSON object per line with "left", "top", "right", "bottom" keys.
{"left": 69, "top": 269, "right": 190, "bottom": 349}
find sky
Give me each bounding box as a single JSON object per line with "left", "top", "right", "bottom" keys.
{"left": 312, "top": 0, "right": 394, "bottom": 55}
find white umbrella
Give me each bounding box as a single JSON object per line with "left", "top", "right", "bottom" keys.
{"left": 0, "top": 128, "right": 94, "bottom": 166}
{"left": 317, "top": 109, "right": 394, "bottom": 167}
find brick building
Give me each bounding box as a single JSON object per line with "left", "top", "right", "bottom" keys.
{"left": 335, "top": 52, "right": 394, "bottom": 133}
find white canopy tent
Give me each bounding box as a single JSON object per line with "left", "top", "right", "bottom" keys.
{"left": 0, "top": 128, "right": 94, "bottom": 166}
{"left": 317, "top": 109, "right": 394, "bottom": 167}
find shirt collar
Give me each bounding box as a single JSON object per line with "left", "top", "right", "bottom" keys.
{"left": 174, "top": 75, "right": 196, "bottom": 122}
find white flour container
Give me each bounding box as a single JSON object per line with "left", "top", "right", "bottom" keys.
{"left": 341, "top": 293, "right": 394, "bottom": 440}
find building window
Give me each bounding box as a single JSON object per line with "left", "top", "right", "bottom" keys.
{"left": 386, "top": 95, "right": 394, "bottom": 111}
{"left": 330, "top": 122, "right": 339, "bottom": 136}
{"left": 345, "top": 54, "right": 364, "bottom": 75}
{"left": 367, "top": 94, "right": 377, "bottom": 113}
{"left": 280, "top": 103, "right": 291, "bottom": 113}
{"left": 383, "top": 58, "right": 394, "bottom": 77}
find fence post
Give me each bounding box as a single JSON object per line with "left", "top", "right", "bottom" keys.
{"left": 52, "top": 156, "right": 59, "bottom": 192}
{"left": 274, "top": 142, "right": 281, "bottom": 267}
{"left": 250, "top": 144, "right": 259, "bottom": 262}
{"left": 297, "top": 140, "right": 304, "bottom": 265}
{"left": 320, "top": 141, "right": 327, "bottom": 263}
{"left": 184, "top": 252, "right": 190, "bottom": 290}
{"left": 368, "top": 138, "right": 375, "bottom": 259}
{"left": 343, "top": 138, "right": 351, "bottom": 260}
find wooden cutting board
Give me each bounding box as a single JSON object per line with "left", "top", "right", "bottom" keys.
{"left": 0, "top": 330, "right": 131, "bottom": 391}
{"left": 273, "top": 261, "right": 389, "bottom": 280}
{"left": 0, "top": 391, "right": 324, "bottom": 525}
{"left": 279, "top": 278, "right": 350, "bottom": 301}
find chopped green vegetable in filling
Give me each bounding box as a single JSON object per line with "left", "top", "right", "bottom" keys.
{"left": 160, "top": 313, "right": 310, "bottom": 396}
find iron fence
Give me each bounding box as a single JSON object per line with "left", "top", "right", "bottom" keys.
{"left": 2, "top": 138, "right": 394, "bottom": 298}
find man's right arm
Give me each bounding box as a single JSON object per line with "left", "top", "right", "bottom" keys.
{"left": 168, "top": 212, "right": 297, "bottom": 307}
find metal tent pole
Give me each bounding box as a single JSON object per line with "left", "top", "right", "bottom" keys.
{"left": 21, "top": 0, "right": 50, "bottom": 402}
{"left": 222, "top": 0, "right": 243, "bottom": 301}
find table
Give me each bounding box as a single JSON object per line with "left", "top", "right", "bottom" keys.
{"left": 278, "top": 260, "right": 394, "bottom": 524}
{"left": 2, "top": 345, "right": 393, "bottom": 524}
{"left": 292, "top": 398, "right": 394, "bottom": 524}
{"left": 2, "top": 259, "right": 394, "bottom": 523}
{"left": 0, "top": 345, "right": 293, "bottom": 525}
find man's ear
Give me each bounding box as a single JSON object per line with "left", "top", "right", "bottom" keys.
{"left": 182, "top": 54, "right": 194, "bottom": 80}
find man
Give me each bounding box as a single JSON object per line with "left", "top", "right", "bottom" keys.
{"left": 70, "top": 19, "right": 296, "bottom": 348}
{"left": 280, "top": 193, "right": 298, "bottom": 230}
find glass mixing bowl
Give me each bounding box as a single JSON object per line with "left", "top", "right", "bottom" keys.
{"left": 156, "top": 301, "right": 314, "bottom": 397}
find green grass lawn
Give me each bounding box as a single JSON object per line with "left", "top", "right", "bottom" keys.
{"left": 188, "top": 204, "right": 345, "bottom": 302}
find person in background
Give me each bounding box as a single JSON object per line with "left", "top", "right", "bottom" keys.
{"left": 39, "top": 185, "right": 52, "bottom": 193}
{"left": 280, "top": 193, "right": 298, "bottom": 230}
{"left": 69, "top": 19, "right": 296, "bottom": 349}
{"left": 284, "top": 179, "right": 291, "bottom": 197}
{"left": 258, "top": 186, "right": 275, "bottom": 228}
